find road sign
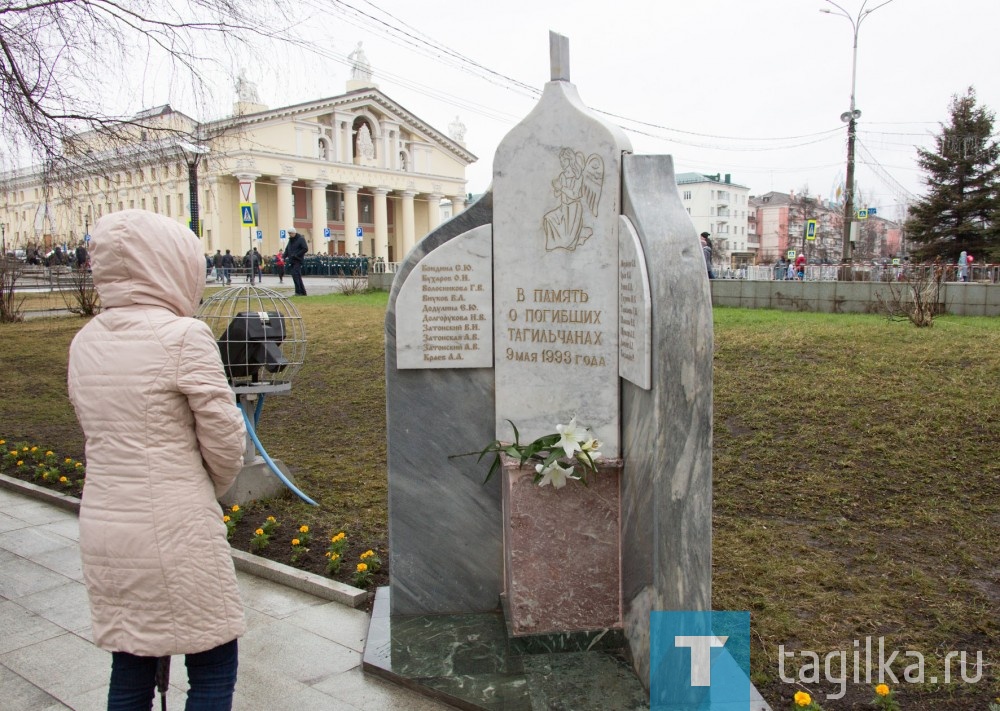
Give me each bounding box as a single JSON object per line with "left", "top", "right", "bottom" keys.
{"left": 279, "top": 229, "right": 287, "bottom": 240}
{"left": 868, "top": 207, "right": 878, "bottom": 216}
{"left": 323, "top": 227, "right": 331, "bottom": 239}
{"left": 856, "top": 208, "right": 869, "bottom": 220}
{"left": 892, "top": 258, "right": 900, "bottom": 266}
{"left": 84, "top": 234, "right": 91, "bottom": 242}
{"left": 255, "top": 229, "right": 263, "bottom": 241}
{"left": 240, "top": 203, "right": 255, "bottom": 226}
{"left": 805, "top": 219, "right": 817, "bottom": 241}
{"left": 355, "top": 226, "right": 363, "bottom": 239}
{"left": 239, "top": 181, "right": 252, "bottom": 203}
{"left": 787, "top": 250, "right": 796, "bottom": 260}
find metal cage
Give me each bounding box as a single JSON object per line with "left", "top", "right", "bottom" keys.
{"left": 196, "top": 285, "right": 306, "bottom": 394}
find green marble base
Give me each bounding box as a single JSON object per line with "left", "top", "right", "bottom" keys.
{"left": 362, "top": 587, "right": 648, "bottom": 711}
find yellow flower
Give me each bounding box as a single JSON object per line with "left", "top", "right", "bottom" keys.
{"left": 299, "top": 525, "right": 309, "bottom": 533}
{"left": 59, "top": 476, "right": 68, "bottom": 483}
{"left": 75, "top": 462, "right": 83, "bottom": 468}
{"left": 875, "top": 684, "right": 890, "bottom": 697}
{"left": 254, "top": 528, "right": 264, "bottom": 536}
{"left": 361, "top": 550, "right": 374, "bottom": 559}
{"left": 65, "top": 457, "right": 72, "bottom": 463}
{"left": 356, "top": 563, "right": 368, "bottom": 573}
{"left": 30, "top": 446, "right": 38, "bottom": 452}
{"left": 0, "top": 439, "right": 5, "bottom": 445}
{"left": 16, "top": 460, "right": 23, "bottom": 466}
{"left": 266, "top": 516, "right": 276, "bottom": 522}
{"left": 223, "top": 515, "right": 231, "bottom": 523}
{"left": 231, "top": 505, "right": 240, "bottom": 512}
{"left": 291, "top": 538, "right": 301, "bottom": 546}
{"left": 331, "top": 531, "right": 345, "bottom": 542}
{"left": 9, "top": 451, "right": 16, "bottom": 456}
{"left": 45, "top": 451, "right": 53, "bottom": 456}
{"left": 794, "top": 691, "right": 811, "bottom": 707}
{"left": 22, "top": 446, "right": 28, "bottom": 451}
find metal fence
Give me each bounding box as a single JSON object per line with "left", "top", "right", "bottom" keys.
{"left": 718, "top": 263, "right": 999, "bottom": 284}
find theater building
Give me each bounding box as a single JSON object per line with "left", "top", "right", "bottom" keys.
{"left": 0, "top": 68, "right": 475, "bottom": 263}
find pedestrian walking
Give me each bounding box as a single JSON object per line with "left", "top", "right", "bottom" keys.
{"left": 699, "top": 232, "right": 715, "bottom": 280}
{"left": 283, "top": 229, "right": 308, "bottom": 296}
{"left": 274, "top": 251, "right": 285, "bottom": 283}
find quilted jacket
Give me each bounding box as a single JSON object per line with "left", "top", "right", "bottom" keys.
{"left": 67, "top": 209, "right": 247, "bottom": 656}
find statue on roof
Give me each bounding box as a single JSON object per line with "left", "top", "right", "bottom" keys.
{"left": 448, "top": 115, "right": 466, "bottom": 143}
{"left": 235, "top": 73, "right": 260, "bottom": 104}
{"left": 348, "top": 42, "right": 373, "bottom": 82}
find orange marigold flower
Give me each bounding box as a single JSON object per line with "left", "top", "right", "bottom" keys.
{"left": 794, "top": 691, "right": 811, "bottom": 707}
{"left": 254, "top": 528, "right": 264, "bottom": 536}
{"left": 291, "top": 538, "right": 301, "bottom": 546}
{"left": 875, "top": 684, "right": 890, "bottom": 697}
{"left": 356, "top": 563, "right": 368, "bottom": 573}
{"left": 299, "top": 525, "right": 309, "bottom": 533}
{"left": 223, "top": 515, "right": 231, "bottom": 523}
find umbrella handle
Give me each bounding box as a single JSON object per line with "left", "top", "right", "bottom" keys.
{"left": 155, "top": 656, "right": 170, "bottom": 711}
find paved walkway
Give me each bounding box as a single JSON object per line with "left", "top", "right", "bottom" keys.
{"left": 0, "top": 487, "right": 450, "bottom": 711}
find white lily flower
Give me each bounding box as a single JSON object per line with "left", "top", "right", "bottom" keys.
{"left": 555, "top": 417, "right": 584, "bottom": 458}
{"left": 535, "top": 461, "right": 579, "bottom": 489}
{"left": 579, "top": 436, "right": 602, "bottom": 458}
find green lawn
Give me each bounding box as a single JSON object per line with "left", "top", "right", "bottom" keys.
{"left": 1, "top": 298, "right": 997, "bottom": 708}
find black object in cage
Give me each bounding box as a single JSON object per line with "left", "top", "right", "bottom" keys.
{"left": 218, "top": 311, "right": 289, "bottom": 382}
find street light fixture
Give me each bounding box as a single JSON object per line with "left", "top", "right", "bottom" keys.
{"left": 177, "top": 140, "right": 210, "bottom": 238}
{"left": 820, "top": 0, "right": 896, "bottom": 263}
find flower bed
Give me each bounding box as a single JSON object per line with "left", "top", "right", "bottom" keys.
{"left": 0, "top": 438, "right": 387, "bottom": 604}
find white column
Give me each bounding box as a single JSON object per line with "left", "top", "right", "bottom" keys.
{"left": 309, "top": 180, "right": 327, "bottom": 254}
{"left": 276, "top": 176, "right": 294, "bottom": 239}
{"left": 400, "top": 190, "right": 416, "bottom": 258}
{"left": 450, "top": 194, "right": 467, "bottom": 216}
{"left": 343, "top": 183, "right": 361, "bottom": 255}
{"left": 373, "top": 187, "right": 389, "bottom": 262}
{"left": 426, "top": 192, "right": 443, "bottom": 232}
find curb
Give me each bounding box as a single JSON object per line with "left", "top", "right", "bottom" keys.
{"left": 0, "top": 473, "right": 369, "bottom": 608}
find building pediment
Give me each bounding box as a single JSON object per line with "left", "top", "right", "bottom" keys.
{"left": 206, "top": 89, "right": 476, "bottom": 165}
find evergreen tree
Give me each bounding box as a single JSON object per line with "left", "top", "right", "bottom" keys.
{"left": 906, "top": 87, "right": 1000, "bottom": 261}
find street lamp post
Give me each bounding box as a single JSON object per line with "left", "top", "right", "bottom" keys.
{"left": 820, "top": 0, "right": 896, "bottom": 264}
{"left": 177, "top": 140, "right": 210, "bottom": 238}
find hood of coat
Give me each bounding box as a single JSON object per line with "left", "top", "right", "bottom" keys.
{"left": 90, "top": 209, "right": 205, "bottom": 316}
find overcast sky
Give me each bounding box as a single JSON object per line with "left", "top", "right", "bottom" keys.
{"left": 144, "top": 0, "right": 1000, "bottom": 222}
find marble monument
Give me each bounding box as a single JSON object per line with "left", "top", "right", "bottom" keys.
{"left": 381, "top": 31, "right": 713, "bottom": 696}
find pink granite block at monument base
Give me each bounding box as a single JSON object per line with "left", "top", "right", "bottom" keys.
{"left": 502, "top": 457, "right": 623, "bottom": 637}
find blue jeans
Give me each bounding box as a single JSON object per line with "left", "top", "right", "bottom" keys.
{"left": 108, "top": 639, "right": 238, "bottom": 711}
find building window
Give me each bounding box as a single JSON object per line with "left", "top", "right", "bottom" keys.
{"left": 360, "top": 194, "right": 372, "bottom": 222}
{"left": 682, "top": 190, "right": 691, "bottom": 200}
{"left": 327, "top": 191, "right": 342, "bottom": 222}
{"left": 165, "top": 195, "right": 171, "bottom": 216}
{"left": 152, "top": 196, "right": 158, "bottom": 213}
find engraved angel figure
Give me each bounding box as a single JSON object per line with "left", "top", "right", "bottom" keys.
{"left": 542, "top": 148, "right": 604, "bottom": 252}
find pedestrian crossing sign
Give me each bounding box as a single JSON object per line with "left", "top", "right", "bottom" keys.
{"left": 806, "top": 219, "right": 817, "bottom": 241}
{"left": 240, "top": 203, "right": 255, "bottom": 226}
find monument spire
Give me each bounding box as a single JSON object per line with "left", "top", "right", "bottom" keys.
{"left": 549, "top": 30, "right": 570, "bottom": 82}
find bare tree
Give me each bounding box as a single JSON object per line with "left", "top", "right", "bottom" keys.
{"left": 0, "top": 0, "right": 296, "bottom": 175}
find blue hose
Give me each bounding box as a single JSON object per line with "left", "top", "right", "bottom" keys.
{"left": 238, "top": 401, "right": 318, "bottom": 507}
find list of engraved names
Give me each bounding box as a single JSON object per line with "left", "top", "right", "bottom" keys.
{"left": 419, "top": 263, "right": 487, "bottom": 364}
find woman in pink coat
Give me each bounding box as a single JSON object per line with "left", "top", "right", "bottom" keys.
{"left": 67, "top": 210, "right": 247, "bottom": 710}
